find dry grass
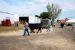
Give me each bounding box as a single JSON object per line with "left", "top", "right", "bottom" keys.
{"left": 0, "top": 25, "right": 24, "bottom": 33}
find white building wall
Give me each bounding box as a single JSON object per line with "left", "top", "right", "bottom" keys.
{"left": 29, "top": 16, "right": 41, "bottom": 24}
{"left": 0, "top": 14, "right": 41, "bottom": 24}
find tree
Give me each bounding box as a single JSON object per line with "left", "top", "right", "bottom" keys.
{"left": 40, "top": 12, "right": 51, "bottom": 19}
{"left": 35, "top": 12, "right": 51, "bottom": 19}
{"left": 35, "top": 15, "right": 40, "bottom": 17}
{"left": 47, "top": 3, "right": 61, "bottom": 25}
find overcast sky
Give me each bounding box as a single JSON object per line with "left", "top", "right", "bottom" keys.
{"left": 0, "top": 0, "right": 75, "bottom": 19}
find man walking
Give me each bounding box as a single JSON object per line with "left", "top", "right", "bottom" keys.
{"left": 47, "top": 20, "right": 51, "bottom": 32}
{"left": 23, "top": 21, "right": 30, "bottom": 36}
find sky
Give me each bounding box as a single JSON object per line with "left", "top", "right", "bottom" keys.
{"left": 0, "top": 0, "right": 75, "bottom": 20}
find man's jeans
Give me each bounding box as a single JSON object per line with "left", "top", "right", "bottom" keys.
{"left": 24, "top": 29, "right": 29, "bottom": 36}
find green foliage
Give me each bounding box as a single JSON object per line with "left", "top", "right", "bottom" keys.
{"left": 40, "top": 12, "right": 51, "bottom": 19}
{"left": 35, "top": 15, "right": 40, "bottom": 17}
{"left": 35, "top": 12, "right": 51, "bottom": 19}
{"left": 35, "top": 3, "right": 61, "bottom": 25}
{"left": 47, "top": 3, "right": 62, "bottom": 25}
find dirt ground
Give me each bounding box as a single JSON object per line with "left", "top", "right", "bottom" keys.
{"left": 0, "top": 25, "right": 75, "bottom": 50}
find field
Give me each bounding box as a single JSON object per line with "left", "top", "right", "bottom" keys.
{"left": 0, "top": 24, "right": 24, "bottom": 33}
